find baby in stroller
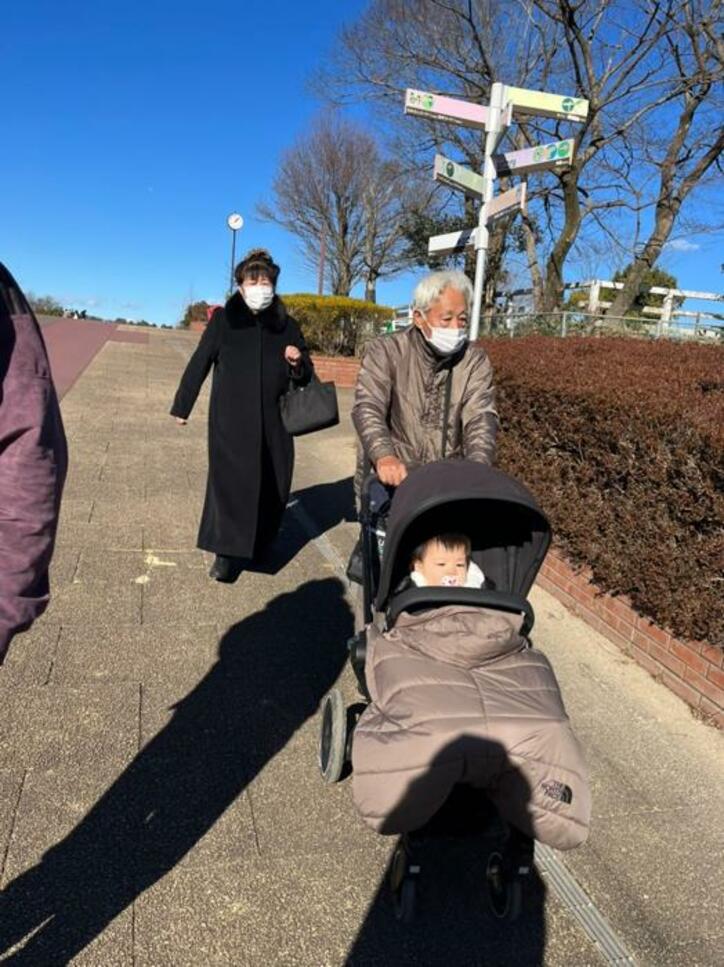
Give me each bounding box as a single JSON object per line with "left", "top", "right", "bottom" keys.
{"left": 320, "top": 459, "right": 590, "bottom": 919}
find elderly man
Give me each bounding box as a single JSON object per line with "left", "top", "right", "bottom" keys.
{"left": 352, "top": 269, "right": 497, "bottom": 493}
{"left": 0, "top": 263, "right": 67, "bottom": 664}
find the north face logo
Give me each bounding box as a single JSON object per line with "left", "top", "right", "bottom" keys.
{"left": 542, "top": 780, "right": 573, "bottom": 804}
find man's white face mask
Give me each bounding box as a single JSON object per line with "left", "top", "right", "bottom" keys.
{"left": 426, "top": 324, "right": 468, "bottom": 355}
{"left": 242, "top": 284, "right": 274, "bottom": 312}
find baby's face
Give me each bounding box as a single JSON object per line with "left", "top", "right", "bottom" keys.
{"left": 414, "top": 541, "right": 468, "bottom": 587}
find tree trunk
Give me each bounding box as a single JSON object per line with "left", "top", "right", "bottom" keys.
{"left": 541, "top": 169, "right": 582, "bottom": 312}
{"left": 364, "top": 276, "right": 377, "bottom": 303}
{"left": 480, "top": 226, "right": 506, "bottom": 335}
{"left": 521, "top": 215, "right": 545, "bottom": 312}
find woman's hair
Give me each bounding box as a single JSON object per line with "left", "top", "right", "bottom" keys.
{"left": 412, "top": 270, "right": 473, "bottom": 315}
{"left": 234, "top": 248, "right": 280, "bottom": 286}
{"left": 410, "top": 532, "right": 471, "bottom": 566}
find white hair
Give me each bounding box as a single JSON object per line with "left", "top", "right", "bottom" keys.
{"left": 412, "top": 270, "right": 473, "bottom": 315}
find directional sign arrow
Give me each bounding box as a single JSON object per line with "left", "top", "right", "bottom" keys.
{"left": 433, "top": 155, "right": 485, "bottom": 197}
{"left": 484, "top": 182, "right": 527, "bottom": 222}
{"left": 493, "top": 138, "right": 575, "bottom": 177}
{"left": 428, "top": 226, "right": 478, "bottom": 256}
{"left": 405, "top": 88, "right": 490, "bottom": 130}
{"left": 504, "top": 86, "right": 589, "bottom": 122}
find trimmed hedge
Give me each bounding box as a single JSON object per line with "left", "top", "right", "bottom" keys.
{"left": 283, "top": 294, "right": 394, "bottom": 357}
{"left": 481, "top": 336, "right": 723, "bottom": 646}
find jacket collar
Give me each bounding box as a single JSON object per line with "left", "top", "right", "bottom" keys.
{"left": 408, "top": 323, "right": 468, "bottom": 372}
{"left": 225, "top": 291, "right": 287, "bottom": 332}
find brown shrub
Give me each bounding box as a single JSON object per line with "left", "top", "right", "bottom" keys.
{"left": 481, "top": 337, "right": 723, "bottom": 646}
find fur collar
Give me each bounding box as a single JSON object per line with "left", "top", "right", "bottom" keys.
{"left": 225, "top": 291, "right": 288, "bottom": 332}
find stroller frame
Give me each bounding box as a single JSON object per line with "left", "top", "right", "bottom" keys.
{"left": 319, "top": 466, "right": 546, "bottom": 922}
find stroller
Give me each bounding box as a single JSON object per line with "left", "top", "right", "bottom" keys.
{"left": 318, "top": 460, "right": 587, "bottom": 922}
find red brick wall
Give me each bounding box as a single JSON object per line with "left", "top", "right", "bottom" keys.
{"left": 311, "top": 354, "right": 361, "bottom": 388}
{"left": 537, "top": 551, "right": 723, "bottom": 728}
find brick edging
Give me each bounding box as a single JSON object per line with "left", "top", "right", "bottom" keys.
{"left": 536, "top": 550, "right": 723, "bottom": 728}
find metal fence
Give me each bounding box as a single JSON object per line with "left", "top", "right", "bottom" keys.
{"left": 389, "top": 307, "right": 722, "bottom": 341}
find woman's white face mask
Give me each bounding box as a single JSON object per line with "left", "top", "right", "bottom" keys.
{"left": 242, "top": 283, "right": 274, "bottom": 313}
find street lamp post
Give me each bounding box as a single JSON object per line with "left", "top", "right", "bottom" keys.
{"left": 226, "top": 213, "right": 244, "bottom": 297}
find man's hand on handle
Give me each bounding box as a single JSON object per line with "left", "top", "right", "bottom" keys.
{"left": 375, "top": 455, "right": 407, "bottom": 487}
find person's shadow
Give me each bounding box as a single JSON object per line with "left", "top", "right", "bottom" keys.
{"left": 346, "top": 738, "right": 548, "bottom": 966}
{"left": 249, "top": 477, "right": 357, "bottom": 575}
{"left": 0, "top": 577, "right": 351, "bottom": 964}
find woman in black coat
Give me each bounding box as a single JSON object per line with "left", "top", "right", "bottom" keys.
{"left": 170, "top": 249, "right": 312, "bottom": 582}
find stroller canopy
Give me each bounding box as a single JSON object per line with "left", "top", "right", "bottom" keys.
{"left": 375, "top": 460, "right": 551, "bottom": 610}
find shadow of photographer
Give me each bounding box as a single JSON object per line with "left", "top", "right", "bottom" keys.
{"left": 0, "top": 577, "right": 351, "bottom": 964}
{"left": 346, "top": 735, "right": 548, "bottom": 966}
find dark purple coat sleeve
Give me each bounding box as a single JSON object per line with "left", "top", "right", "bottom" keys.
{"left": 0, "top": 287, "right": 67, "bottom": 663}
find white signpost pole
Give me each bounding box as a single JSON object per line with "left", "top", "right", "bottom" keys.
{"left": 470, "top": 82, "right": 506, "bottom": 341}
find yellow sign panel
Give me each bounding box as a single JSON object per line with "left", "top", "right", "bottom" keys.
{"left": 505, "top": 86, "right": 589, "bottom": 122}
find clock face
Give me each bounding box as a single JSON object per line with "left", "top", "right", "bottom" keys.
{"left": 227, "top": 213, "right": 244, "bottom": 230}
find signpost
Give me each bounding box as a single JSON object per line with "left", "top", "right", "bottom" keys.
{"left": 405, "top": 88, "right": 490, "bottom": 130}
{"left": 428, "top": 227, "right": 478, "bottom": 257}
{"left": 404, "top": 81, "right": 588, "bottom": 339}
{"left": 434, "top": 154, "right": 485, "bottom": 197}
{"left": 486, "top": 183, "right": 527, "bottom": 222}
{"left": 505, "top": 85, "right": 589, "bottom": 122}
{"left": 493, "top": 138, "right": 575, "bottom": 177}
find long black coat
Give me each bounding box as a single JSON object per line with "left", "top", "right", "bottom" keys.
{"left": 171, "top": 293, "right": 312, "bottom": 558}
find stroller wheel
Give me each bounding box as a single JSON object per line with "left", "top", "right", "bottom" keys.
{"left": 390, "top": 838, "right": 419, "bottom": 923}
{"left": 318, "top": 688, "right": 347, "bottom": 783}
{"left": 485, "top": 851, "right": 523, "bottom": 921}
{"left": 394, "top": 878, "right": 417, "bottom": 924}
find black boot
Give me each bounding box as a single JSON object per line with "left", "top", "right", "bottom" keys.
{"left": 209, "top": 554, "right": 244, "bottom": 583}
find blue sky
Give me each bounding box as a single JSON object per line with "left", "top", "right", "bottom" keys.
{"left": 1, "top": 0, "right": 721, "bottom": 326}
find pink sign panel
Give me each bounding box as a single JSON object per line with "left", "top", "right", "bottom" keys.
{"left": 405, "top": 89, "right": 490, "bottom": 131}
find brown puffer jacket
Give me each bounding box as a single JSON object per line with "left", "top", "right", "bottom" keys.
{"left": 351, "top": 327, "right": 498, "bottom": 494}
{"left": 351, "top": 606, "right": 591, "bottom": 851}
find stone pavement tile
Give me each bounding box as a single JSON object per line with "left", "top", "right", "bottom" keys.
{"left": 0, "top": 764, "right": 134, "bottom": 964}
{"left": 132, "top": 841, "right": 594, "bottom": 967}
{"left": 132, "top": 848, "right": 382, "bottom": 967}
{"left": 563, "top": 808, "right": 724, "bottom": 964}
{"left": 72, "top": 548, "right": 148, "bottom": 585}
{"left": 53, "top": 620, "right": 220, "bottom": 687}
{"left": 142, "top": 516, "right": 201, "bottom": 553}
{"left": 55, "top": 519, "right": 144, "bottom": 551}
{"left": 660, "top": 935, "right": 724, "bottom": 967}
{"left": 0, "top": 682, "right": 138, "bottom": 771}
{"left": 140, "top": 565, "right": 235, "bottom": 627}
{"left": 0, "top": 620, "right": 61, "bottom": 685}
{"left": 46, "top": 573, "right": 142, "bottom": 627}
{"left": 247, "top": 714, "right": 383, "bottom": 860}
{"left": 90, "top": 498, "right": 149, "bottom": 528}
{"left": 56, "top": 495, "right": 95, "bottom": 526}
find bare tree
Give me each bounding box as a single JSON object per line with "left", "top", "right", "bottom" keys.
{"left": 317, "top": 0, "right": 723, "bottom": 312}
{"left": 605, "top": 0, "right": 724, "bottom": 316}
{"left": 258, "top": 114, "right": 410, "bottom": 299}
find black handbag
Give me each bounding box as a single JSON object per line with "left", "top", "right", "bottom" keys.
{"left": 280, "top": 374, "right": 339, "bottom": 437}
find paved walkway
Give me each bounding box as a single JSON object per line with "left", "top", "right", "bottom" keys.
{"left": 0, "top": 330, "right": 722, "bottom": 965}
